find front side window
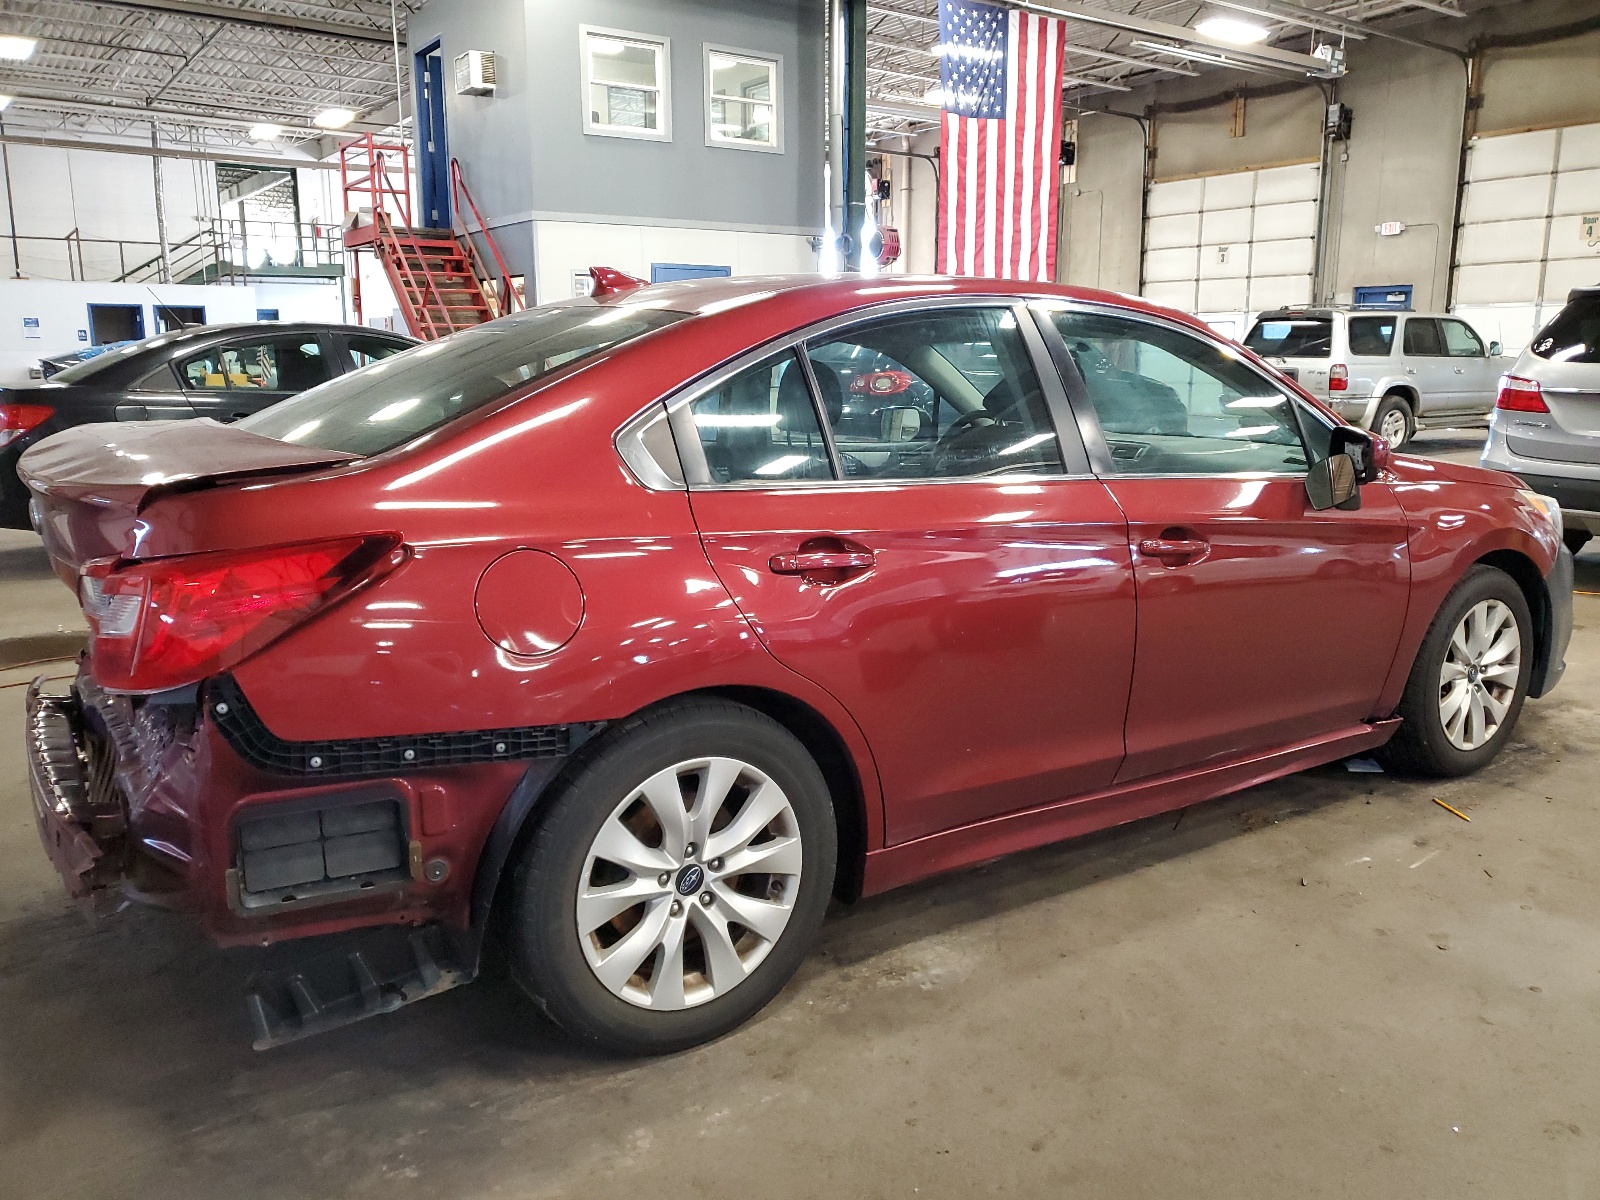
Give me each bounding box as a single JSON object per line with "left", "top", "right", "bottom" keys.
{"left": 806, "top": 307, "right": 1063, "bottom": 480}
{"left": 1050, "top": 309, "right": 1310, "bottom": 476}
{"left": 582, "top": 27, "right": 670, "bottom": 140}
{"left": 239, "top": 303, "right": 686, "bottom": 456}
{"left": 1403, "top": 318, "right": 1444, "bottom": 356}
{"left": 1347, "top": 316, "right": 1396, "bottom": 357}
{"left": 706, "top": 47, "right": 780, "bottom": 151}
{"left": 1440, "top": 318, "right": 1486, "bottom": 358}
{"left": 689, "top": 350, "right": 831, "bottom": 483}
{"left": 346, "top": 334, "right": 411, "bottom": 370}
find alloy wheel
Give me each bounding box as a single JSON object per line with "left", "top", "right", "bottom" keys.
{"left": 1379, "top": 407, "right": 1409, "bottom": 446}
{"left": 577, "top": 757, "right": 803, "bottom": 1010}
{"left": 1438, "top": 599, "right": 1521, "bottom": 751}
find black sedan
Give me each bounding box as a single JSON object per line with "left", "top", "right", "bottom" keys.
{"left": 0, "top": 322, "right": 415, "bottom": 529}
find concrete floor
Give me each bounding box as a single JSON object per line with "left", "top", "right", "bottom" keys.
{"left": 4, "top": 432, "right": 1599, "bottom": 1199}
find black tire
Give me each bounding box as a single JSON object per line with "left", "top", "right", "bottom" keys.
{"left": 1372, "top": 394, "right": 1413, "bottom": 449}
{"left": 504, "top": 698, "right": 837, "bottom": 1054}
{"left": 1378, "top": 565, "right": 1533, "bottom": 777}
{"left": 1564, "top": 529, "right": 1591, "bottom": 557}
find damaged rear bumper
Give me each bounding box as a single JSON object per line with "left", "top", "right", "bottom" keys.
{"left": 26, "top": 680, "right": 129, "bottom": 907}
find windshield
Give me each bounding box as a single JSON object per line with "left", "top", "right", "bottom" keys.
{"left": 238, "top": 303, "right": 688, "bottom": 455}
{"left": 1530, "top": 294, "right": 1600, "bottom": 365}
{"left": 1243, "top": 317, "right": 1333, "bottom": 359}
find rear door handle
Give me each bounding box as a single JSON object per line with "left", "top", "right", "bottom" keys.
{"left": 1138, "top": 537, "right": 1209, "bottom": 565}
{"left": 769, "top": 550, "right": 875, "bottom": 575}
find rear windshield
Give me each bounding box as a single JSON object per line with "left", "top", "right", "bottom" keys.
{"left": 238, "top": 303, "right": 687, "bottom": 455}
{"left": 48, "top": 339, "right": 153, "bottom": 382}
{"left": 1243, "top": 317, "right": 1333, "bottom": 359}
{"left": 1530, "top": 294, "right": 1600, "bottom": 365}
{"left": 1347, "top": 316, "right": 1396, "bottom": 356}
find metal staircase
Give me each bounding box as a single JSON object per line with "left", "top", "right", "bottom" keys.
{"left": 340, "top": 136, "right": 522, "bottom": 340}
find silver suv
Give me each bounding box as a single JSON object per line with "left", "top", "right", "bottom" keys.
{"left": 1481, "top": 286, "right": 1600, "bottom": 556}
{"left": 1243, "top": 307, "right": 1504, "bottom": 449}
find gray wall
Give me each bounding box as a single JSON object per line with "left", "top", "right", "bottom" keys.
{"left": 1057, "top": 0, "right": 1600, "bottom": 306}
{"left": 409, "top": 0, "right": 824, "bottom": 274}
{"left": 409, "top": 0, "right": 535, "bottom": 272}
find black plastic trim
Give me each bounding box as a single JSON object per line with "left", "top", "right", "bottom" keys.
{"left": 208, "top": 675, "right": 597, "bottom": 779}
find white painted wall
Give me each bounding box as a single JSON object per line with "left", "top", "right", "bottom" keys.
{"left": 0, "top": 279, "right": 260, "bottom": 385}
{"left": 0, "top": 144, "right": 221, "bottom": 281}
{"left": 531, "top": 219, "right": 818, "bottom": 301}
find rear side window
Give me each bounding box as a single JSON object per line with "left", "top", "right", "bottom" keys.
{"left": 238, "top": 304, "right": 686, "bottom": 455}
{"left": 806, "top": 307, "right": 1063, "bottom": 480}
{"left": 345, "top": 334, "right": 411, "bottom": 369}
{"left": 1530, "top": 294, "right": 1600, "bottom": 364}
{"left": 690, "top": 351, "right": 832, "bottom": 483}
{"left": 1243, "top": 318, "right": 1332, "bottom": 358}
{"left": 1347, "top": 316, "right": 1396, "bottom": 357}
{"left": 1402, "top": 318, "right": 1443, "bottom": 356}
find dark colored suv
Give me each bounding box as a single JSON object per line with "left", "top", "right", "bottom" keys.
{"left": 0, "top": 322, "right": 415, "bottom": 528}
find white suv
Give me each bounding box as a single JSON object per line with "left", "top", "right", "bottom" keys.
{"left": 1243, "top": 308, "right": 1505, "bottom": 448}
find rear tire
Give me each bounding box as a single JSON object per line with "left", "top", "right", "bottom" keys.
{"left": 504, "top": 698, "right": 837, "bottom": 1054}
{"left": 1373, "top": 394, "right": 1413, "bottom": 449}
{"left": 1378, "top": 565, "right": 1533, "bottom": 777}
{"left": 1564, "top": 529, "right": 1591, "bottom": 557}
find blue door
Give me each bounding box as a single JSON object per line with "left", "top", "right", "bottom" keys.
{"left": 415, "top": 44, "right": 450, "bottom": 228}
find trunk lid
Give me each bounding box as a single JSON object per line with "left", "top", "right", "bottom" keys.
{"left": 18, "top": 419, "right": 357, "bottom": 579}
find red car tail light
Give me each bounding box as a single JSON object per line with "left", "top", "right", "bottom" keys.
{"left": 80, "top": 534, "right": 405, "bottom": 693}
{"left": 1496, "top": 375, "right": 1548, "bottom": 413}
{"left": 1328, "top": 364, "right": 1349, "bottom": 392}
{"left": 0, "top": 403, "right": 54, "bottom": 448}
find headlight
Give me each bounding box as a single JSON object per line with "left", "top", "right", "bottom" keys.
{"left": 1519, "top": 490, "right": 1564, "bottom": 544}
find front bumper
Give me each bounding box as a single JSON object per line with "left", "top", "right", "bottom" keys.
{"left": 1533, "top": 547, "right": 1575, "bottom": 699}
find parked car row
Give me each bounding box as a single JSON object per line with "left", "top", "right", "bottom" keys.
{"left": 18, "top": 274, "right": 1571, "bottom": 1056}
{"left": 0, "top": 322, "right": 415, "bottom": 528}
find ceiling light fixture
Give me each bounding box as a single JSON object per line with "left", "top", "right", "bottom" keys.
{"left": 1194, "top": 16, "right": 1270, "bottom": 45}
{"left": 0, "top": 96, "right": 10, "bottom": 111}
{"left": 922, "top": 83, "right": 947, "bottom": 106}
{"left": 313, "top": 107, "right": 355, "bottom": 129}
{"left": 0, "top": 36, "right": 37, "bottom": 61}
{"left": 248, "top": 123, "right": 282, "bottom": 141}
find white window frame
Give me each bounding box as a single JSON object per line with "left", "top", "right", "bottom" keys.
{"left": 580, "top": 25, "right": 672, "bottom": 143}
{"left": 703, "top": 43, "right": 783, "bottom": 154}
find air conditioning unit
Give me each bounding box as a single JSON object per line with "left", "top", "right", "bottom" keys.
{"left": 455, "top": 50, "right": 496, "bottom": 96}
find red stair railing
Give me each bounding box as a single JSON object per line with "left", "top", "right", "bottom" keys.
{"left": 451, "top": 158, "right": 524, "bottom": 315}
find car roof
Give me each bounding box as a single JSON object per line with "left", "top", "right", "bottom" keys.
{"left": 580, "top": 273, "right": 1219, "bottom": 337}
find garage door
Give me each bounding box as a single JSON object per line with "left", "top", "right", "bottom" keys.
{"left": 1142, "top": 163, "right": 1319, "bottom": 326}
{"left": 1453, "top": 123, "right": 1600, "bottom": 354}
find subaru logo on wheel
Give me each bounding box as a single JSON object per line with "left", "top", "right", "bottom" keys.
{"left": 676, "top": 864, "right": 704, "bottom": 896}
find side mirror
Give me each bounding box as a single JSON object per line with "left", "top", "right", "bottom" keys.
{"left": 1489, "top": 340, "right": 1503, "bottom": 357}
{"left": 1307, "top": 453, "right": 1361, "bottom": 511}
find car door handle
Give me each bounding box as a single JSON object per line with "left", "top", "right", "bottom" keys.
{"left": 1454, "top": 368, "right": 1467, "bottom": 374}
{"left": 769, "top": 550, "right": 875, "bottom": 575}
{"left": 1405, "top": 368, "right": 1418, "bottom": 375}
{"left": 1138, "top": 537, "right": 1209, "bottom": 565}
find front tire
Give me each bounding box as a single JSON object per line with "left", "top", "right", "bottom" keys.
{"left": 1373, "top": 394, "right": 1413, "bottom": 449}
{"left": 505, "top": 698, "right": 837, "bottom": 1054}
{"left": 1379, "top": 565, "right": 1533, "bottom": 777}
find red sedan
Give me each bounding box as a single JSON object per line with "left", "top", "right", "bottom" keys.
{"left": 20, "top": 274, "right": 1573, "bottom": 1055}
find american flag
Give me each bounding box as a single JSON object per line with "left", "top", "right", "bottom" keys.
{"left": 936, "top": 0, "right": 1067, "bottom": 281}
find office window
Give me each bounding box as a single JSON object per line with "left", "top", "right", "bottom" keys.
{"left": 706, "top": 46, "right": 780, "bottom": 151}
{"left": 582, "top": 26, "right": 670, "bottom": 141}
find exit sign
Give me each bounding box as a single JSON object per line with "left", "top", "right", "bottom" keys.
{"left": 1376, "top": 221, "right": 1407, "bottom": 237}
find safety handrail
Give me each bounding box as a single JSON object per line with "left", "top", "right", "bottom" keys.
{"left": 450, "top": 158, "right": 523, "bottom": 314}
{"left": 371, "top": 150, "right": 450, "bottom": 340}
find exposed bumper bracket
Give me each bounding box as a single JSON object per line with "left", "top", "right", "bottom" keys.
{"left": 245, "top": 923, "right": 476, "bottom": 1050}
